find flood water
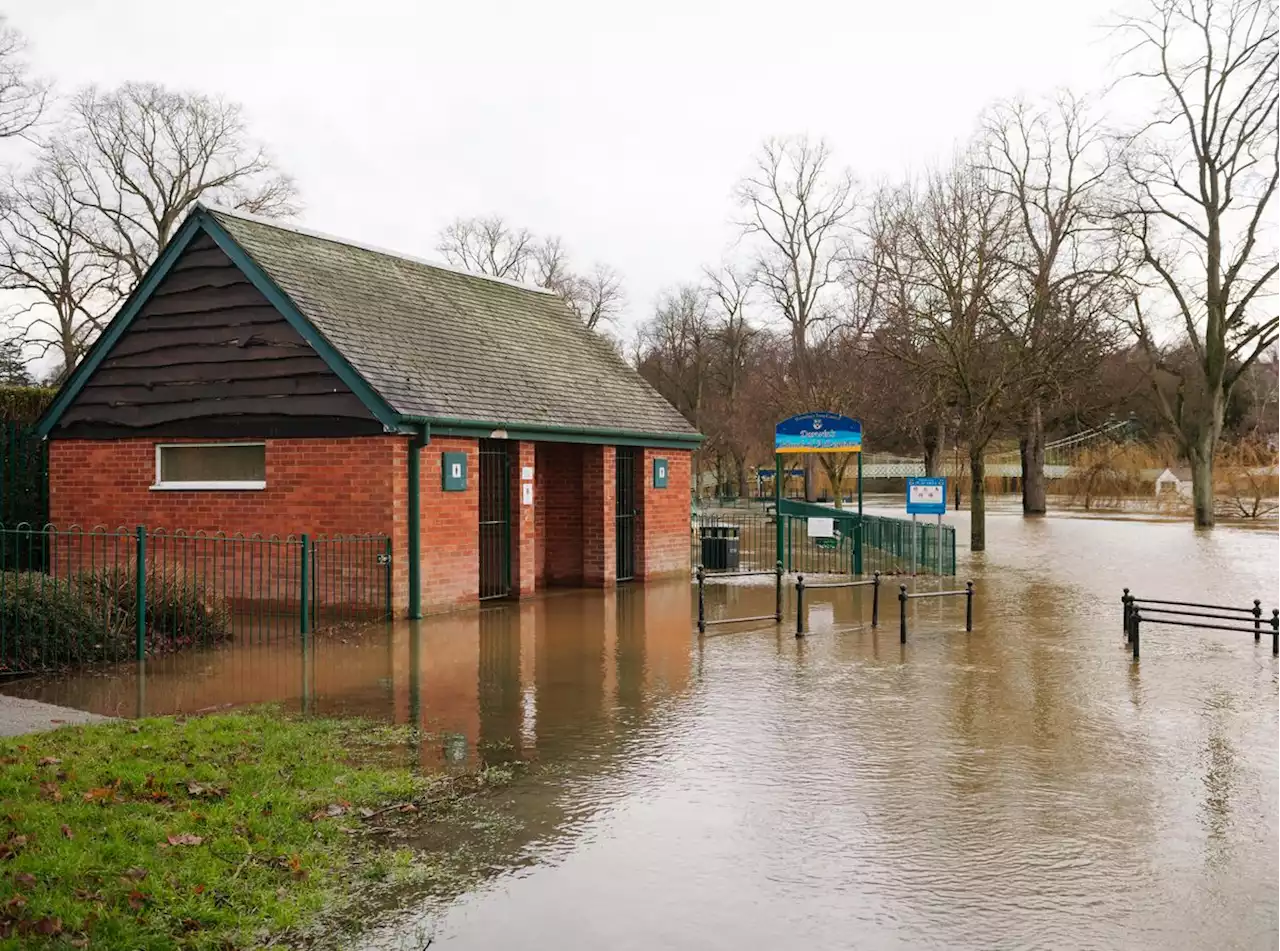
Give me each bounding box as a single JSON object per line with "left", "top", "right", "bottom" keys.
{"left": 3, "top": 503, "right": 1277, "bottom": 950}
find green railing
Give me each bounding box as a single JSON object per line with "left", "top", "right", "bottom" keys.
{"left": 692, "top": 503, "right": 956, "bottom": 577}
{"left": 0, "top": 524, "right": 391, "bottom": 674}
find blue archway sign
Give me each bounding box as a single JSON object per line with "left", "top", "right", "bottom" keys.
{"left": 772, "top": 412, "right": 866, "bottom": 573}
{"left": 774, "top": 412, "right": 862, "bottom": 454}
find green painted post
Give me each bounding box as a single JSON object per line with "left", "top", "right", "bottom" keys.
{"left": 135, "top": 526, "right": 146, "bottom": 662}
{"left": 408, "top": 434, "right": 423, "bottom": 619}
{"left": 384, "top": 536, "right": 393, "bottom": 620}
{"left": 857, "top": 449, "right": 863, "bottom": 518}
{"left": 774, "top": 451, "right": 783, "bottom": 570}
{"left": 300, "top": 534, "right": 311, "bottom": 639}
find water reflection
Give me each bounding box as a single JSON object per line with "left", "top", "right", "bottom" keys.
{"left": 1, "top": 511, "right": 1277, "bottom": 950}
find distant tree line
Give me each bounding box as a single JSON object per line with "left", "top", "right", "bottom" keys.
{"left": 635, "top": 0, "right": 1277, "bottom": 543}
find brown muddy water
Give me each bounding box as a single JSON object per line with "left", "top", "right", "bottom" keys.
{"left": 3, "top": 505, "right": 1278, "bottom": 950}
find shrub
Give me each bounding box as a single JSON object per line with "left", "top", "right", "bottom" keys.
{"left": 0, "top": 572, "right": 131, "bottom": 672}
{"left": 81, "top": 566, "right": 234, "bottom": 653}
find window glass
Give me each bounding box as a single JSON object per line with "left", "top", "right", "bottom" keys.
{"left": 158, "top": 445, "right": 265, "bottom": 484}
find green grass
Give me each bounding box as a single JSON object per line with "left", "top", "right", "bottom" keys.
{"left": 0, "top": 710, "right": 495, "bottom": 949}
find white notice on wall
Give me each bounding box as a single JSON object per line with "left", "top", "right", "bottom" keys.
{"left": 807, "top": 517, "right": 834, "bottom": 538}
{"left": 522, "top": 482, "right": 533, "bottom": 506}
{"left": 522, "top": 466, "right": 534, "bottom": 481}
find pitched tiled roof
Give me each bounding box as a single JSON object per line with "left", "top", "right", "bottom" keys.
{"left": 205, "top": 207, "right": 698, "bottom": 439}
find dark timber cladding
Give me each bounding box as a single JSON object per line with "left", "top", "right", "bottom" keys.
{"left": 51, "top": 233, "right": 381, "bottom": 439}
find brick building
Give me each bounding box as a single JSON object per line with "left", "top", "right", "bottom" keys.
{"left": 36, "top": 206, "right": 699, "bottom": 614}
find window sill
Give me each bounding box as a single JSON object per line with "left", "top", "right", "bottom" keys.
{"left": 150, "top": 482, "right": 266, "bottom": 492}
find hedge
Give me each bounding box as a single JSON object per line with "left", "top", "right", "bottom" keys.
{"left": 0, "top": 385, "right": 57, "bottom": 424}
{"left": 0, "top": 567, "right": 233, "bottom": 672}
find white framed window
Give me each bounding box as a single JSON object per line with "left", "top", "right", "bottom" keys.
{"left": 152, "top": 443, "right": 267, "bottom": 491}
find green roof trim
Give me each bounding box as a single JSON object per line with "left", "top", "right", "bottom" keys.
{"left": 408, "top": 415, "right": 702, "bottom": 447}
{"left": 35, "top": 216, "right": 205, "bottom": 438}
{"left": 197, "top": 213, "right": 402, "bottom": 432}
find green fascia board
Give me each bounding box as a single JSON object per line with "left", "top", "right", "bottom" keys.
{"left": 35, "top": 216, "right": 206, "bottom": 438}
{"left": 408, "top": 415, "right": 703, "bottom": 448}
{"left": 198, "top": 213, "right": 402, "bottom": 432}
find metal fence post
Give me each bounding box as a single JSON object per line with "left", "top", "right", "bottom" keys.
{"left": 1271, "top": 609, "right": 1278, "bottom": 657}
{"left": 965, "top": 580, "right": 974, "bottom": 632}
{"left": 795, "top": 574, "right": 806, "bottom": 637}
{"left": 1252, "top": 599, "right": 1262, "bottom": 643}
{"left": 1131, "top": 608, "right": 1141, "bottom": 660}
{"left": 774, "top": 560, "right": 783, "bottom": 622}
{"left": 135, "top": 526, "right": 146, "bottom": 662}
{"left": 1122, "top": 588, "right": 1132, "bottom": 641}
{"left": 899, "top": 584, "right": 908, "bottom": 645}
{"left": 871, "top": 570, "right": 881, "bottom": 627}
{"left": 300, "top": 534, "right": 311, "bottom": 639}
{"left": 696, "top": 565, "right": 706, "bottom": 634}
{"left": 384, "top": 537, "right": 393, "bottom": 620}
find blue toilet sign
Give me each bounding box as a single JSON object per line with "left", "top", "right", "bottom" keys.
{"left": 906, "top": 477, "right": 947, "bottom": 515}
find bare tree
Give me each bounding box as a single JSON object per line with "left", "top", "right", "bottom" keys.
{"left": 637, "top": 283, "right": 712, "bottom": 476}
{"left": 736, "top": 136, "right": 857, "bottom": 498}
{"left": 436, "top": 215, "right": 536, "bottom": 280}
{"left": 559, "top": 262, "right": 624, "bottom": 331}
{"left": 870, "top": 160, "right": 1019, "bottom": 551}
{"left": 1115, "top": 0, "right": 1279, "bottom": 527}
{"left": 0, "top": 148, "right": 120, "bottom": 379}
{"left": 982, "top": 94, "right": 1127, "bottom": 515}
{"left": 704, "top": 263, "right": 758, "bottom": 496}
{"left": 61, "top": 82, "right": 298, "bottom": 283}
{"left": 0, "top": 17, "right": 47, "bottom": 140}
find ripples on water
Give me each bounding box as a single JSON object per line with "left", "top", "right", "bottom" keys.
{"left": 4, "top": 508, "right": 1277, "bottom": 950}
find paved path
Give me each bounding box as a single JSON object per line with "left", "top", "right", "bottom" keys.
{"left": 0, "top": 694, "right": 111, "bottom": 737}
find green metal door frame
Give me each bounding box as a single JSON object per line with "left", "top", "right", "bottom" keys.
{"left": 478, "top": 440, "right": 512, "bottom": 599}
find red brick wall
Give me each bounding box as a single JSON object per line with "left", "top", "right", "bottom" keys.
{"left": 418, "top": 437, "right": 479, "bottom": 611}
{"left": 535, "top": 442, "right": 583, "bottom": 586}
{"left": 637, "top": 448, "right": 692, "bottom": 579}
{"left": 49, "top": 437, "right": 403, "bottom": 536}
{"left": 581, "top": 445, "right": 616, "bottom": 586}
{"left": 509, "top": 441, "right": 536, "bottom": 596}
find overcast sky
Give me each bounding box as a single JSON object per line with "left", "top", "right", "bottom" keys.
{"left": 9, "top": 0, "right": 1124, "bottom": 341}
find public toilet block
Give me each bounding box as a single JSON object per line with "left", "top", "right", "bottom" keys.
{"left": 36, "top": 205, "right": 700, "bottom": 614}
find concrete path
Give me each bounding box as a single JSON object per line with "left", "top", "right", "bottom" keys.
{"left": 0, "top": 694, "right": 111, "bottom": 737}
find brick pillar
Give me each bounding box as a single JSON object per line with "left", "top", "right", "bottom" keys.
{"left": 582, "top": 445, "right": 616, "bottom": 587}
{"left": 637, "top": 448, "right": 692, "bottom": 580}
{"left": 509, "top": 441, "right": 537, "bottom": 596}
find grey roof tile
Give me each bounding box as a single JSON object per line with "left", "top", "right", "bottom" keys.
{"left": 205, "top": 208, "right": 698, "bottom": 438}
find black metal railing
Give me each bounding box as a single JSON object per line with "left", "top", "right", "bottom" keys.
{"left": 898, "top": 581, "right": 974, "bottom": 644}
{"left": 695, "top": 563, "right": 785, "bottom": 633}
{"left": 794, "top": 571, "right": 882, "bottom": 636}
{"left": 1121, "top": 589, "right": 1278, "bottom": 659}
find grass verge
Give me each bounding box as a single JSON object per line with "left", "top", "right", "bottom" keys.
{"left": 0, "top": 710, "right": 512, "bottom": 949}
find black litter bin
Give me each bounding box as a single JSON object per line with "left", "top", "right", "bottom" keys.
{"left": 700, "top": 525, "right": 741, "bottom": 570}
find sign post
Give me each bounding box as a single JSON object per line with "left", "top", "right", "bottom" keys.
{"left": 906, "top": 477, "right": 947, "bottom": 575}
{"left": 774, "top": 413, "right": 864, "bottom": 572}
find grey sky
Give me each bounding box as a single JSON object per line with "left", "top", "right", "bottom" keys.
{"left": 10, "top": 0, "right": 1122, "bottom": 340}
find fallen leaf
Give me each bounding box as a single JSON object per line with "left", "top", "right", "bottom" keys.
{"left": 121, "top": 867, "right": 147, "bottom": 882}
{"left": 32, "top": 916, "right": 62, "bottom": 935}
{"left": 0, "top": 757, "right": 16, "bottom": 765}
{"left": 399, "top": 803, "right": 418, "bottom": 813}
{"left": 36, "top": 757, "right": 60, "bottom": 767}
{"left": 14, "top": 872, "right": 35, "bottom": 889}
{"left": 39, "top": 782, "right": 63, "bottom": 803}
{"left": 82, "top": 786, "right": 115, "bottom": 804}
{"left": 192, "top": 884, "right": 205, "bottom": 895}
{"left": 127, "top": 890, "right": 145, "bottom": 910}
{"left": 325, "top": 803, "right": 346, "bottom": 817}
{"left": 61, "top": 825, "right": 73, "bottom": 840}
{"left": 164, "top": 834, "right": 204, "bottom": 847}
{"left": 358, "top": 807, "right": 374, "bottom": 819}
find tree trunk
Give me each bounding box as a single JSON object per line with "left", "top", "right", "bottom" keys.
{"left": 1190, "top": 443, "right": 1216, "bottom": 528}
{"left": 735, "top": 454, "right": 749, "bottom": 500}
{"left": 922, "top": 419, "right": 945, "bottom": 477}
{"left": 969, "top": 445, "right": 986, "bottom": 552}
{"left": 804, "top": 455, "right": 817, "bottom": 502}
{"left": 1021, "top": 402, "right": 1047, "bottom": 516}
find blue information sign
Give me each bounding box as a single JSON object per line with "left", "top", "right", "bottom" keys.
{"left": 775, "top": 413, "right": 862, "bottom": 454}
{"left": 906, "top": 477, "right": 947, "bottom": 515}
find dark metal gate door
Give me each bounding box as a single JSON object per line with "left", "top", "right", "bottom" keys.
{"left": 615, "top": 447, "right": 637, "bottom": 582}
{"left": 479, "top": 441, "right": 511, "bottom": 599}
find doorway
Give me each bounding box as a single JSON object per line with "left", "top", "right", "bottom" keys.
{"left": 479, "top": 440, "right": 511, "bottom": 599}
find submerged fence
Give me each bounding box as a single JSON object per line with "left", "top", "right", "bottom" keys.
{"left": 692, "top": 504, "right": 956, "bottom": 577}
{"left": 0, "top": 524, "right": 391, "bottom": 674}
